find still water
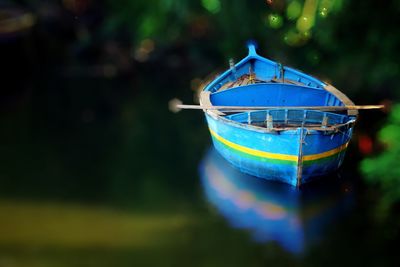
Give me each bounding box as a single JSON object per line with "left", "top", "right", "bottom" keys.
{"left": 0, "top": 63, "right": 397, "bottom": 267}
{"left": 200, "top": 148, "right": 353, "bottom": 255}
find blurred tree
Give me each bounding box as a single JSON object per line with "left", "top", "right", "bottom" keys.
{"left": 361, "top": 105, "right": 400, "bottom": 216}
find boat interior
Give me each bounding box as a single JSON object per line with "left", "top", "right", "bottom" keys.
{"left": 202, "top": 44, "right": 357, "bottom": 117}
{"left": 210, "top": 81, "right": 344, "bottom": 108}
{"left": 225, "top": 109, "right": 355, "bottom": 130}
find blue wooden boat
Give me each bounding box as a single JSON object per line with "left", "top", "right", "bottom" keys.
{"left": 200, "top": 43, "right": 357, "bottom": 187}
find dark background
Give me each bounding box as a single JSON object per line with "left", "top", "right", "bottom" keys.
{"left": 0, "top": 0, "right": 399, "bottom": 266}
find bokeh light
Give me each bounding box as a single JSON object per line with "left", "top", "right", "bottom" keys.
{"left": 286, "top": 0, "right": 302, "bottom": 20}
{"left": 267, "top": 13, "right": 283, "bottom": 29}
{"left": 202, "top": 0, "right": 221, "bottom": 14}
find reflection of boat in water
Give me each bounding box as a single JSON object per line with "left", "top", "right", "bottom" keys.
{"left": 199, "top": 43, "right": 357, "bottom": 186}
{"left": 199, "top": 148, "right": 353, "bottom": 254}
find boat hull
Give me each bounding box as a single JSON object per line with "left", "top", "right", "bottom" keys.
{"left": 205, "top": 113, "right": 353, "bottom": 186}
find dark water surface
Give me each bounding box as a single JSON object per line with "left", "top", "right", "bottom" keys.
{"left": 0, "top": 72, "right": 398, "bottom": 267}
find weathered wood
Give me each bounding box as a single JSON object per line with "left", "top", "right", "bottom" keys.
{"left": 324, "top": 84, "right": 358, "bottom": 116}
{"left": 322, "top": 115, "right": 328, "bottom": 128}
{"left": 297, "top": 128, "right": 305, "bottom": 187}
{"left": 265, "top": 113, "right": 273, "bottom": 129}
{"left": 199, "top": 91, "right": 225, "bottom": 116}
{"left": 247, "top": 120, "right": 355, "bottom": 132}
{"left": 176, "top": 103, "right": 384, "bottom": 112}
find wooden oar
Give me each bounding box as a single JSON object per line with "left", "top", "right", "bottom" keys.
{"left": 175, "top": 103, "right": 384, "bottom": 112}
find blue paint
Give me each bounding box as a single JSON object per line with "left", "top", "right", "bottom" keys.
{"left": 211, "top": 83, "right": 332, "bottom": 107}
{"left": 201, "top": 43, "right": 357, "bottom": 186}
{"left": 204, "top": 43, "right": 326, "bottom": 93}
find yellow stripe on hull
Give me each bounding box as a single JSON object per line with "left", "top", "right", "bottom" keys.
{"left": 209, "top": 128, "right": 348, "bottom": 163}
{"left": 303, "top": 142, "right": 349, "bottom": 161}
{"left": 209, "top": 129, "right": 298, "bottom": 162}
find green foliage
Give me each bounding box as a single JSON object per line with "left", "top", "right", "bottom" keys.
{"left": 286, "top": 1, "right": 302, "bottom": 20}
{"left": 361, "top": 105, "right": 400, "bottom": 211}
{"left": 101, "top": 0, "right": 347, "bottom": 50}
{"left": 202, "top": 0, "right": 221, "bottom": 14}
